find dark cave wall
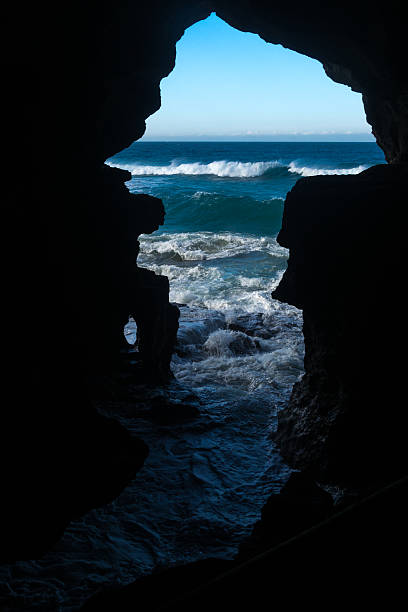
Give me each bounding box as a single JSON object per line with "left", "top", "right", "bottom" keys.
{"left": 1, "top": 0, "right": 407, "bottom": 560}
{"left": 215, "top": 1, "right": 408, "bottom": 163}
{"left": 273, "top": 164, "right": 407, "bottom": 484}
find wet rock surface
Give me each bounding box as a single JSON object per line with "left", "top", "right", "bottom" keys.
{"left": 227, "top": 312, "right": 280, "bottom": 339}
{"left": 82, "top": 471, "right": 408, "bottom": 611}
{"left": 81, "top": 470, "right": 334, "bottom": 610}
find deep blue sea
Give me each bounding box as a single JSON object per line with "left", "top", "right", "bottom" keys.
{"left": 0, "top": 142, "right": 385, "bottom": 610}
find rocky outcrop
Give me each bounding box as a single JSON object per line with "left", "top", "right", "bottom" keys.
{"left": 273, "top": 164, "right": 407, "bottom": 485}
{"left": 235, "top": 471, "right": 334, "bottom": 560}
{"left": 132, "top": 268, "right": 180, "bottom": 382}
{"left": 1, "top": 386, "right": 149, "bottom": 562}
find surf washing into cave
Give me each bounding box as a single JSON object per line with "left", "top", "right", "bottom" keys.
{"left": 0, "top": 14, "right": 385, "bottom": 612}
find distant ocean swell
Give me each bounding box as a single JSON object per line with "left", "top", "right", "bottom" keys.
{"left": 107, "top": 159, "right": 368, "bottom": 178}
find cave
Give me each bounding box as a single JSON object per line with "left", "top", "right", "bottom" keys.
{"left": 1, "top": 0, "right": 407, "bottom": 610}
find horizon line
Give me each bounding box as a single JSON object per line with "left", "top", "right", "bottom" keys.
{"left": 137, "top": 138, "right": 376, "bottom": 143}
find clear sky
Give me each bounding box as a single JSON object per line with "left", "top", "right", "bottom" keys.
{"left": 141, "top": 13, "right": 373, "bottom": 141}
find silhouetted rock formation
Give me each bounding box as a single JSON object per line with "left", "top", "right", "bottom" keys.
{"left": 273, "top": 164, "right": 407, "bottom": 486}
{"left": 1, "top": 0, "right": 407, "bottom": 592}
{"left": 132, "top": 268, "right": 180, "bottom": 382}
{"left": 236, "top": 471, "right": 334, "bottom": 560}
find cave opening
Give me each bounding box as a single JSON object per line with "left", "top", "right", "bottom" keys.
{"left": 108, "top": 11, "right": 382, "bottom": 418}
{"left": 98, "top": 10, "right": 386, "bottom": 596}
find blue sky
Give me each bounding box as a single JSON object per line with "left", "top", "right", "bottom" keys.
{"left": 142, "top": 13, "right": 373, "bottom": 141}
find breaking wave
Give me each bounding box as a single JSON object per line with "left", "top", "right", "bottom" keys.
{"left": 287, "top": 162, "right": 367, "bottom": 176}
{"left": 107, "top": 158, "right": 368, "bottom": 178}
{"left": 139, "top": 231, "right": 287, "bottom": 263}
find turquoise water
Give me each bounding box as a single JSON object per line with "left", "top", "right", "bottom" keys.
{"left": 109, "top": 141, "right": 383, "bottom": 232}
{"left": 109, "top": 142, "right": 384, "bottom": 314}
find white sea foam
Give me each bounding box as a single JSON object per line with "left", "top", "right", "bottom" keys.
{"left": 138, "top": 232, "right": 288, "bottom": 263}
{"left": 173, "top": 323, "right": 304, "bottom": 393}
{"left": 238, "top": 275, "right": 264, "bottom": 288}
{"left": 136, "top": 231, "right": 290, "bottom": 314}
{"left": 107, "top": 159, "right": 283, "bottom": 177}
{"left": 107, "top": 158, "right": 368, "bottom": 178}
{"left": 288, "top": 162, "right": 367, "bottom": 176}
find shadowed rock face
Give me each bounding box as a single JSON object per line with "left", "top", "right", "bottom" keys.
{"left": 132, "top": 268, "right": 180, "bottom": 382}
{"left": 273, "top": 164, "right": 407, "bottom": 485}
{"left": 1, "top": 0, "right": 407, "bottom": 561}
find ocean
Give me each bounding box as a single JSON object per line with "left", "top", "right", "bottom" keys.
{"left": 0, "top": 142, "right": 385, "bottom": 610}
{"left": 115, "top": 141, "right": 385, "bottom": 419}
